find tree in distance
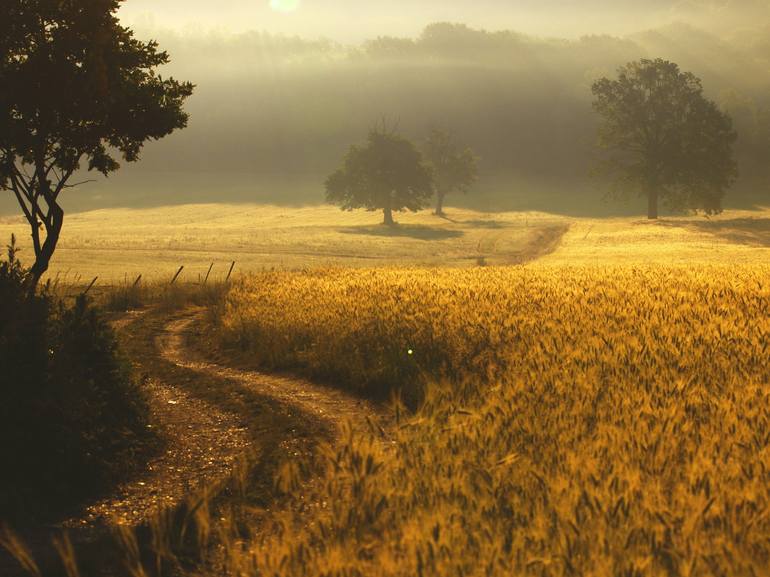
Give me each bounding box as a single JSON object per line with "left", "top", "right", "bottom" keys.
{"left": 325, "top": 126, "right": 434, "bottom": 226}
{"left": 591, "top": 58, "right": 737, "bottom": 219}
{"left": 422, "top": 128, "right": 478, "bottom": 217}
{"left": 0, "top": 0, "right": 193, "bottom": 287}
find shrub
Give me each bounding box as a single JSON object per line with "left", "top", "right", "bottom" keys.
{"left": 0, "top": 237, "right": 150, "bottom": 522}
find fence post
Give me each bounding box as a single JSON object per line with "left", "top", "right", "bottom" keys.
{"left": 226, "top": 261, "right": 236, "bottom": 282}
{"left": 83, "top": 276, "right": 98, "bottom": 295}
{"left": 170, "top": 266, "right": 184, "bottom": 285}
{"left": 204, "top": 262, "right": 214, "bottom": 285}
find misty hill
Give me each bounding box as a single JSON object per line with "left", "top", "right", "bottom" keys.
{"left": 4, "top": 22, "right": 769, "bottom": 216}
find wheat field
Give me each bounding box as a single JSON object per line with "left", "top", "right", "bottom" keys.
{"left": 208, "top": 261, "right": 770, "bottom": 576}
{"left": 203, "top": 205, "right": 770, "bottom": 575}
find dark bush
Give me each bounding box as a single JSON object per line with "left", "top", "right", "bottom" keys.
{"left": 0, "top": 237, "right": 150, "bottom": 522}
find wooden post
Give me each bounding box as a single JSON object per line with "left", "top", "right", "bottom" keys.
{"left": 83, "top": 276, "right": 98, "bottom": 295}
{"left": 170, "top": 266, "right": 184, "bottom": 285}
{"left": 226, "top": 261, "right": 236, "bottom": 282}
{"left": 204, "top": 262, "right": 214, "bottom": 285}
{"left": 133, "top": 274, "right": 142, "bottom": 288}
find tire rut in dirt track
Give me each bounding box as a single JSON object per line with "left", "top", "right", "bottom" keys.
{"left": 508, "top": 223, "right": 570, "bottom": 264}
{"left": 157, "top": 312, "right": 385, "bottom": 442}
{"left": 61, "top": 313, "right": 252, "bottom": 529}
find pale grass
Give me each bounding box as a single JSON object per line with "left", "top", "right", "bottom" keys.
{"left": 1, "top": 203, "right": 767, "bottom": 283}
{"left": 0, "top": 204, "right": 555, "bottom": 282}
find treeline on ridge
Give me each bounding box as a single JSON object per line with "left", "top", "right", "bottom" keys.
{"left": 6, "top": 21, "right": 768, "bottom": 215}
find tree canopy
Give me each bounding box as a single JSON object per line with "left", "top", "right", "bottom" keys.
{"left": 591, "top": 58, "right": 737, "bottom": 218}
{"left": 422, "top": 128, "right": 478, "bottom": 216}
{"left": 325, "top": 127, "right": 434, "bottom": 226}
{"left": 0, "top": 0, "right": 193, "bottom": 284}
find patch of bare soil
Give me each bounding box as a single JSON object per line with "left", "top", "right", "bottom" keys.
{"left": 62, "top": 378, "right": 250, "bottom": 529}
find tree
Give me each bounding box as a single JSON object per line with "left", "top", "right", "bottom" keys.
{"left": 591, "top": 58, "right": 737, "bottom": 219}
{"left": 325, "top": 127, "right": 434, "bottom": 226}
{"left": 422, "top": 128, "right": 478, "bottom": 216}
{"left": 0, "top": 0, "right": 193, "bottom": 286}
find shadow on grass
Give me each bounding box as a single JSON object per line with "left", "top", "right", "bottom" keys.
{"left": 455, "top": 219, "right": 509, "bottom": 229}
{"left": 339, "top": 224, "right": 464, "bottom": 241}
{"left": 660, "top": 217, "right": 770, "bottom": 248}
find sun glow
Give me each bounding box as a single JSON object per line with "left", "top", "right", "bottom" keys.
{"left": 269, "top": 0, "right": 300, "bottom": 13}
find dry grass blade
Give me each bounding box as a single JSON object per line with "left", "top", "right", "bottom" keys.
{"left": 0, "top": 525, "right": 41, "bottom": 577}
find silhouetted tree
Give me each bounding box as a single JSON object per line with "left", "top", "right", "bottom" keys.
{"left": 423, "top": 129, "right": 478, "bottom": 216}
{"left": 591, "top": 58, "right": 737, "bottom": 219}
{"left": 325, "top": 127, "right": 434, "bottom": 226}
{"left": 0, "top": 0, "right": 193, "bottom": 286}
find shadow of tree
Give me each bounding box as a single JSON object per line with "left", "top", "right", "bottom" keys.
{"left": 661, "top": 217, "right": 770, "bottom": 248}
{"left": 339, "top": 225, "right": 465, "bottom": 241}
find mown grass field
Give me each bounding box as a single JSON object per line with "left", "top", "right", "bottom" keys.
{"left": 209, "top": 264, "right": 770, "bottom": 576}
{"left": 0, "top": 203, "right": 768, "bottom": 283}
{"left": 0, "top": 205, "right": 560, "bottom": 283}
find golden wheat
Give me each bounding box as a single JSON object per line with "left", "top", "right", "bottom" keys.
{"left": 208, "top": 265, "right": 769, "bottom": 576}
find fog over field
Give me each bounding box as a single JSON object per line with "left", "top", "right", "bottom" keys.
{"left": 4, "top": 1, "right": 769, "bottom": 216}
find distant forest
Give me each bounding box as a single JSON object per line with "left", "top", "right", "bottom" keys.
{"left": 4, "top": 22, "right": 769, "bottom": 216}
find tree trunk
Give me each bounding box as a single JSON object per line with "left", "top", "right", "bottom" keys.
{"left": 383, "top": 205, "right": 395, "bottom": 226}
{"left": 383, "top": 193, "right": 395, "bottom": 226}
{"left": 435, "top": 191, "right": 446, "bottom": 216}
{"left": 29, "top": 202, "right": 64, "bottom": 288}
{"left": 647, "top": 185, "right": 659, "bottom": 220}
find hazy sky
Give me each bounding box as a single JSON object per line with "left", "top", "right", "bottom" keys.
{"left": 118, "top": 0, "right": 770, "bottom": 41}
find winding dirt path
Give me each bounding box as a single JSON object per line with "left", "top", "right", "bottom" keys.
{"left": 2, "top": 309, "right": 384, "bottom": 576}
{"left": 56, "top": 314, "right": 251, "bottom": 529}
{"left": 77, "top": 309, "right": 383, "bottom": 528}
{"left": 83, "top": 308, "right": 384, "bottom": 521}
{"left": 65, "top": 381, "right": 251, "bottom": 529}
{"left": 158, "top": 312, "right": 385, "bottom": 440}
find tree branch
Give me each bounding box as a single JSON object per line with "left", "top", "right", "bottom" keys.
{"left": 8, "top": 169, "right": 43, "bottom": 257}
{"left": 52, "top": 167, "right": 77, "bottom": 200}
{"left": 59, "top": 178, "right": 95, "bottom": 190}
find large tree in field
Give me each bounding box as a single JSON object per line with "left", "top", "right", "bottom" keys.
{"left": 591, "top": 58, "right": 737, "bottom": 219}
{"left": 423, "top": 128, "right": 478, "bottom": 217}
{"left": 0, "top": 0, "right": 193, "bottom": 286}
{"left": 325, "top": 127, "right": 434, "bottom": 226}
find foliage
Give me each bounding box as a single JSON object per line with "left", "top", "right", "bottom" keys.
{"left": 0, "top": 238, "right": 150, "bottom": 521}
{"left": 325, "top": 127, "right": 434, "bottom": 225}
{"left": 422, "top": 129, "right": 478, "bottom": 215}
{"left": 209, "top": 265, "right": 770, "bottom": 576}
{"left": 0, "top": 0, "right": 193, "bottom": 283}
{"left": 592, "top": 58, "right": 738, "bottom": 218}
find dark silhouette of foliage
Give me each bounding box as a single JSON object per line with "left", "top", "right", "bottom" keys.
{"left": 0, "top": 237, "right": 150, "bottom": 521}
{"left": 591, "top": 58, "right": 738, "bottom": 219}
{"left": 0, "top": 0, "right": 193, "bottom": 286}
{"left": 325, "top": 126, "right": 434, "bottom": 226}
{"left": 423, "top": 128, "right": 478, "bottom": 216}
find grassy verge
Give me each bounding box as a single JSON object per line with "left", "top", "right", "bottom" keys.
{"left": 199, "top": 265, "right": 770, "bottom": 576}
{"left": 95, "top": 279, "right": 229, "bottom": 314}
